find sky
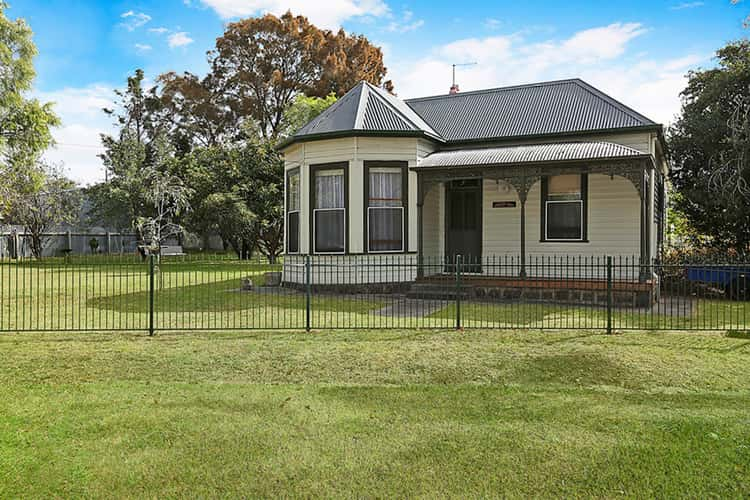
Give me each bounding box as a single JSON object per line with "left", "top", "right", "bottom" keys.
{"left": 9, "top": 0, "right": 749, "bottom": 184}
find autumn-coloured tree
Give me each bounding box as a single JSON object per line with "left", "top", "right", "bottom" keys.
{"left": 157, "top": 71, "right": 239, "bottom": 150}
{"left": 315, "top": 29, "right": 393, "bottom": 97}
{"left": 209, "top": 11, "right": 390, "bottom": 140}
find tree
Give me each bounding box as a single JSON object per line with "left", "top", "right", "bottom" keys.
{"left": 6, "top": 163, "right": 80, "bottom": 259}
{"left": 180, "top": 140, "right": 283, "bottom": 261}
{"left": 137, "top": 166, "right": 191, "bottom": 256}
{"left": 279, "top": 93, "right": 337, "bottom": 138}
{"left": 668, "top": 40, "right": 750, "bottom": 252}
{"left": 0, "top": 1, "right": 59, "bottom": 217}
{"left": 156, "top": 71, "right": 239, "bottom": 150}
{"left": 179, "top": 146, "right": 256, "bottom": 256}
{"left": 316, "top": 29, "right": 394, "bottom": 97}
{"left": 210, "top": 11, "right": 389, "bottom": 140}
{"left": 244, "top": 140, "right": 284, "bottom": 263}
{"left": 92, "top": 70, "right": 170, "bottom": 239}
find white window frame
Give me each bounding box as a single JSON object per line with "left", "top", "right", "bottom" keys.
{"left": 367, "top": 206, "right": 405, "bottom": 253}
{"left": 545, "top": 199, "right": 584, "bottom": 242}
{"left": 312, "top": 167, "right": 346, "bottom": 255}
{"left": 286, "top": 169, "right": 300, "bottom": 254}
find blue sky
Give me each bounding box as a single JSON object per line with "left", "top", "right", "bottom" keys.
{"left": 8, "top": 0, "right": 748, "bottom": 183}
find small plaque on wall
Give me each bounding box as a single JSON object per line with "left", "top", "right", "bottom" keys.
{"left": 492, "top": 201, "right": 517, "bottom": 208}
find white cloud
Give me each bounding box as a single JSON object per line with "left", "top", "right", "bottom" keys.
{"left": 671, "top": 2, "right": 704, "bottom": 10}
{"left": 168, "top": 32, "right": 194, "bottom": 48}
{"left": 484, "top": 18, "right": 502, "bottom": 30}
{"left": 149, "top": 27, "right": 169, "bottom": 34}
{"left": 120, "top": 10, "right": 152, "bottom": 31}
{"left": 390, "top": 23, "right": 705, "bottom": 126}
{"left": 385, "top": 9, "right": 424, "bottom": 33}
{"left": 194, "top": 0, "right": 390, "bottom": 30}
{"left": 134, "top": 43, "right": 152, "bottom": 52}
{"left": 34, "top": 85, "right": 116, "bottom": 185}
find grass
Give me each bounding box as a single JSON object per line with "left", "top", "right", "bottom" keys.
{"left": 0, "top": 329, "right": 749, "bottom": 497}
{"left": 1, "top": 256, "right": 749, "bottom": 332}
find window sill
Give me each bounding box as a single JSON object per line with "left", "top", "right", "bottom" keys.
{"left": 539, "top": 239, "right": 590, "bottom": 244}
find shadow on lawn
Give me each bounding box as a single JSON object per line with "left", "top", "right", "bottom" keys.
{"left": 87, "top": 278, "right": 380, "bottom": 314}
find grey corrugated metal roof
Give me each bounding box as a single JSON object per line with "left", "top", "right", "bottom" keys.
{"left": 293, "top": 81, "right": 440, "bottom": 139}
{"left": 405, "top": 79, "right": 658, "bottom": 143}
{"left": 416, "top": 142, "right": 648, "bottom": 169}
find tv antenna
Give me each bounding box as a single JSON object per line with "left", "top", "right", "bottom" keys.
{"left": 452, "top": 62, "right": 477, "bottom": 88}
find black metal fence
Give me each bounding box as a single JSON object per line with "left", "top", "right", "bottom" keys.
{"left": 0, "top": 254, "right": 748, "bottom": 333}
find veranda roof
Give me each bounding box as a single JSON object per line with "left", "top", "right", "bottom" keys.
{"left": 414, "top": 141, "right": 651, "bottom": 170}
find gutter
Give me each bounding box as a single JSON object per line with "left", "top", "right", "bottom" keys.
{"left": 275, "top": 129, "right": 445, "bottom": 151}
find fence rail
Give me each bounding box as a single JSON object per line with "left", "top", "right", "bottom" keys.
{"left": 0, "top": 254, "right": 748, "bottom": 333}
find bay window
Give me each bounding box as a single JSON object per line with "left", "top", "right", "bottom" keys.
{"left": 367, "top": 165, "right": 406, "bottom": 252}
{"left": 542, "top": 174, "right": 587, "bottom": 241}
{"left": 313, "top": 165, "right": 346, "bottom": 253}
{"left": 286, "top": 168, "right": 300, "bottom": 253}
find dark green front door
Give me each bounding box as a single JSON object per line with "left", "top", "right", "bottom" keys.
{"left": 446, "top": 179, "right": 482, "bottom": 272}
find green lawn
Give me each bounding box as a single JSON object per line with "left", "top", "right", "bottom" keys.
{"left": 1, "top": 257, "right": 748, "bottom": 331}
{"left": 1, "top": 329, "right": 749, "bottom": 497}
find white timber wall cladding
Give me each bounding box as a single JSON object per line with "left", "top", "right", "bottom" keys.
{"left": 283, "top": 254, "right": 417, "bottom": 285}
{"left": 482, "top": 179, "right": 522, "bottom": 255}
{"left": 524, "top": 174, "right": 641, "bottom": 258}
{"left": 285, "top": 136, "right": 425, "bottom": 257}
{"left": 493, "top": 131, "right": 653, "bottom": 154}
{"left": 421, "top": 181, "right": 441, "bottom": 259}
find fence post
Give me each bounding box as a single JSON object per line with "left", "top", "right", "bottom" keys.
{"left": 455, "top": 254, "right": 462, "bottom": 330}
{"left": 305, "top": 254, "right": 311, "bottom": 332}
{"left": 149, "top": 254, "right": 155, "bottom": 336}
{"left": 606, "top": 255, "right": 613, "bottom": 335}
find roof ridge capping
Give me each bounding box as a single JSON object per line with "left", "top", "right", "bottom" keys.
{"left": 404, "top": 78, "right": 658, "bottom": 126}
{"left": 361, "top": 81, "right": 442, "bottom": 137}
{"left": 404, "top": 78, "right": 584, "bottom": 103}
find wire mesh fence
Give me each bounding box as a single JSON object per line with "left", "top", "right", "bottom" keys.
{"left": 0, "top": 253, "right": 748, "bottom": 333}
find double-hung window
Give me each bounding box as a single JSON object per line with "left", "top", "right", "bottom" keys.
{"left": 286, "top": 169, "right": 300, "bottom": 253}
{"left": 543, "top": 174, "right": 587, "bottom": 241}
{"left": 313, "top": 167, "right": 346, "bottom": 253}
{"left": 367, "top": 166, "right": 405, "bottom": 252}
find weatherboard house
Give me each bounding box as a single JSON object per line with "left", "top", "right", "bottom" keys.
{"left": 279, "top": 79, "right": 668, "bottom": 299}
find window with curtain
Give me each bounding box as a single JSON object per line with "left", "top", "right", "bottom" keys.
{"left": 286, "top": 169, "right": 300, "bottom": 253}
{"left": 313, "top": 168, "right": 345, "bottom": 253}
{"left": 545, "top": 174, "right": 585, "bottom": 240}
{"left": 368, "top": 167, "right": 404, "bottom": 252}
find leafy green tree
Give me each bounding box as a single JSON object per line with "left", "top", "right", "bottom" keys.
{"left": 0, "top": 1, "right": 59, "bottom": 217}
{"left": 180, "top": 141, "right": 283, "bottom": 260}
{"left": 668, "top": 40, "right": 750, "bottom": 251}
{"left": 279, "top": 93, "right": 337, "bottom": 138}
{"left": 92, "top": 70, "right": 170, "bottom": 239}
{"left": 6, "top": 162, "right": 80, "bottom": 259}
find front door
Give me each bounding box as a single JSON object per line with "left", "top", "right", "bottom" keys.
{"left": 445, "top": 179, "right": 482, "bottom": 272}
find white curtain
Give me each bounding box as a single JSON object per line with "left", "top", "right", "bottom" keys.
{"left": 314, "top": 169, "right": 345, "bottom": 252}
{"left": 315, "top": 169, "right": 344, "bottom": 209}
{"left": 548, "top": 174, "right": 581, "bottom": 200}
{"left": 287, "top": 171, "right": 300, "bottom": 212}
{"left": 369, "top": 168, "right": 402, "bottom": 207}
{"left": 369, "top": 168, "right": 403, "bottom": 251}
